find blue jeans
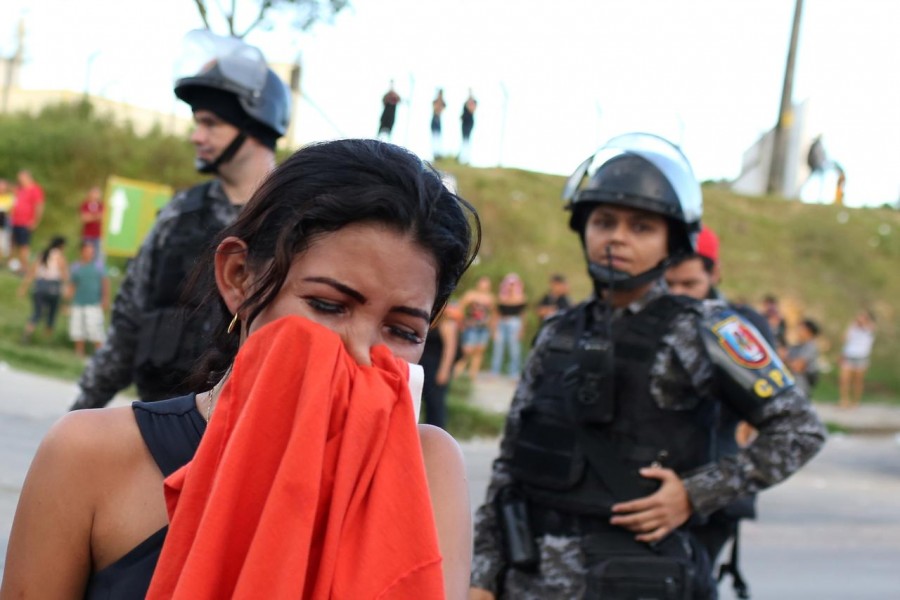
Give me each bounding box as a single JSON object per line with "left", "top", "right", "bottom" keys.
{"left": 491, "top": 316, "right": 522, "bottom": 376}
{"left": 30, "top": 280, "right": 62, "bottom": 329}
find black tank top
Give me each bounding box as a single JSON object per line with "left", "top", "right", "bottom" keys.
{"left": 497, "top": 302, "right": 526, "bottom": 317}
{"left": 83, "top": 394, "right": 205, "bottom": 599}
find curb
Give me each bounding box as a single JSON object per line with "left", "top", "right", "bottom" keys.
{"left": 466, "top": 377, "right": 900, "bottom": 436}
{"left": 813, "top": 402, "right": 900, "bottom": 436}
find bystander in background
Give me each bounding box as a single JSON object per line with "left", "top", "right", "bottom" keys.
{"left": 454, "top": 275, "right": 495, "bottom": 380}
{"left": 459, "top": 89, "right": 477, "bottom": 164}
{"left": 66, "top": 240, "right": 109, "bottom": 357}
{"left": 10, "top": 170, "right": 45, "bottom": 274}
{"left": 839, "top": 309, "right": 876, "bottom": 409}
{"left": 762, "top": 294, "right": 787, "bottom": 351}
{"left": 490, "top": 272, "right": 527, "bottom": 379}
{"left": 431, "top": 88, "right": 446, "bottom": 159}
{"left": 536, "top": 273, "right": 571, "bottom": 321}
{"left": 80, "top": 185, "right": 104, "bottom": 265}
{"left": 420, "top": 301, "right": 461, "bottom": 429}
{"left": 378, "top": 81, "right": 401, "bottom": 141}
{"left": 0, "top": 178, "right": 12, "bottom": 261}
{"left": 18, "top": 235, "right": 68, "bottom": 343}
{"left": 785, "top": 318, "right": 821, "bottom": 395}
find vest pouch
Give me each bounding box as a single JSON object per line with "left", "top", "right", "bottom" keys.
{"left": 495, "top": 486, "right": 539, "bottom": 572}
{"left": 135, "top": 308, "right": 186, "bottom": 368}
{"left": 585, "top": 556, "right": 691, "bottom": 600}
{"left": 574, "top": 371, "right": 615, "bottom": 425}
{"left": 510, "top": 412, "right": 585, "bottom": 491}
{"left": 582, "top": 529, "right": 700, "bottom": 600}
{"left": 574, "top": 341, "right": 615, "bottom": 425}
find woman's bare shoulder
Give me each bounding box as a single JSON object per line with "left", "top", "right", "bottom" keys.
{"left": 40, "top": 406, "right": 144, "bottom": 472}
{"left": 23, "top": 406, "right": 151, "bottom": 527}
{"left": 418, "top": 425, "right": 466, "bottom": 477}
{"left": 0, "top": 407, "right": 144, "bottom": 597}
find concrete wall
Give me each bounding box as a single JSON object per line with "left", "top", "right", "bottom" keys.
{"left": 731, "top": 99, "right": 814, "bottom": 199}
{"left": 3, "top": 72, "right": 302, "bottom": 151}
{"left": 3, "top": 88, "right": 194, "bottom": 137}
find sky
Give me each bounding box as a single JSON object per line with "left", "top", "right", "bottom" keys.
{"left": 2, "top": 0, "right": 899, "bottom": 207}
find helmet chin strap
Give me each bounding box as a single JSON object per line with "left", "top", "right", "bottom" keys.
{"left": 588, "top": 261, "right": 667, "bottom": 292}
{"left": 587, "top": 245, "right": 669, "bottom": 294}
{"left": 196, "top": 131, "right": 248, "bottom": 174}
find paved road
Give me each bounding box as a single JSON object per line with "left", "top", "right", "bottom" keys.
{"left": 2, "top": 367, "right": 899, "bottom": 598}
{"left": 468, "top": 375, "right": 900, "bottom": 599}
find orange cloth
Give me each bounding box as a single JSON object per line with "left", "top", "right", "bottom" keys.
{"left": 147, "top": 316, "right": 444, "bottom": 599}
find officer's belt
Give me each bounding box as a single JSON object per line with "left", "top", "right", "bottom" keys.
{"left": 529, "top": 504, "right": 697, "bottom": 565}
{"left": 529, "top": 503, "right": 618, "bottom": 537}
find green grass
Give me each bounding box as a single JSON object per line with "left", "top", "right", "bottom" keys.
{"left": 0, "top": 268, "right": 504, "bottom": 437}
{"left": 444, "top": 376, "right": 506, "bottom": 439}
{"left": 824, "top": 421, "right": 851, "bottom": 435}
{"left": 436, "top": 162, "right": 900, "bottom": 404}
{"left": 4, "top": 161, "right": 899, "bottom": 409}
{"left": 0, "top": 270, "right": 91, "bottom": 381}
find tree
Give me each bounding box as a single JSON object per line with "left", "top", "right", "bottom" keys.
{"left": 191, "top": 0, "right": 349, "bottom": 39}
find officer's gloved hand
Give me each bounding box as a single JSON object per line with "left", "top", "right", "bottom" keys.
{"left": 609, "top": 467, "right": 692, "bottom": 543}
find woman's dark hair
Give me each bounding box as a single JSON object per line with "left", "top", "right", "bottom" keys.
{"left": 801, "top": 318, "right": 820, "bottom": 337}
{"left": 40, "top": 236, "right": 66, "bottom": 266}
{"left": 191, "top": 139, "right": 480, "bottom": 388}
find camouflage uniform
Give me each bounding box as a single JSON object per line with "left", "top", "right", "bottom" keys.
{"left": 72, "top": 180, "right": 240, "bottom": 409}
{"left": 470, "top": 282, "right": 826, "bottom": 598}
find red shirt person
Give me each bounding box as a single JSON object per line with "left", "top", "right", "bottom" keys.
{"left": 80, "top": 186, "right": 103, "bottom": 240}
{"left": 10, "top": 170, "right": 45, "bottom": 272}
{"left": 80, "top": 186, "right": 104, "bottom": 242}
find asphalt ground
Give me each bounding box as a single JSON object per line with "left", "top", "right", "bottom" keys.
{"left": 2, "top": 366, "right": 899, "bottom": 597}
{"left": 469, "top": 371, "right": 900, "bottom": 435}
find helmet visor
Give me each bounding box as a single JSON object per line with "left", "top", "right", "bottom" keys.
{"left": 565, "top": 132, "right": 702, "bottom": 225}
{"left": 561, "top": 154, "right": 595, "bottom": 203}
{"left": 174, "top": 29, "right": 268, "bottom": 97}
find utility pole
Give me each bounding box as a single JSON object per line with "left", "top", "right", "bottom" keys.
{"left": 404, "top": 72, "right": 415, "bottom": 148}
{"left": 286, "top": 58, "right": 302, "bottom": 148}
{"left": 767, "top": 0, "right": 804, "bottom": 195}
{"left": 498, "top": 81, "right": 508, "bottom": 167}
{"left": 84, "top": 51, "right": 100, "bottom": 98}
{"left": 2, "top": 18, "right": 25, "bottom": 113}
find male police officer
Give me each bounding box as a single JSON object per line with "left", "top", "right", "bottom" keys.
{"left": 666, "top": 225, "right": 773, "bottom": 341}
{"left": 666, "top": 225, "right": 774, "bottom": 597}
{"left": 665, "top": 226, "right": 721, "bottom": 300}
{"left": 71, "top": 32, "right": 290, "bottom": 409}
{"left": 469, "top": 133, "right": 826, "bottom": 599}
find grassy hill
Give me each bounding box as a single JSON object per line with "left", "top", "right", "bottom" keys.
{"left": 437, "top": 160, "right": 900, "bottom": 402}
{"left": 1, "top": 101, "right": 897, "bottom": 404}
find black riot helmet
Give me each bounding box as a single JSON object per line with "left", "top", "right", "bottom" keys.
{"left": 174, "top": 30, "right": 291, "bottom": 173}
{"left": 562, "top": 133, "right": 702, "bottom": 290}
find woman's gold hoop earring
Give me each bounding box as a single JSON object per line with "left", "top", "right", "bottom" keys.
{"left": 227, "top": 313, "right": 240, "bottom": 334}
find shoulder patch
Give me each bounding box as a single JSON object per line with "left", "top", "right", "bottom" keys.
{"left": 701, "top": 308, "right": 795, "bottom": 402}
{"left": 712, "top": 315, "right": 771, "bottom": 369}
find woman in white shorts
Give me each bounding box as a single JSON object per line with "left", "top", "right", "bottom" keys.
{"left": 67, "top": 241, "right": 109, "bottom": 357}
{"left": 839, "top": 309, "right": 876, "bottom": 409}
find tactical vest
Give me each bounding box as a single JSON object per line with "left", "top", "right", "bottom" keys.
{"left": 510, "top": 295, "right": 717, "bottom": 517}
{"left": 133, "top": 182, "right": 230, "bottom": 401}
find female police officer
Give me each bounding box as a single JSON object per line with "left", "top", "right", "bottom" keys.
{"left": 469, "top": 133, "right": 826, "bottom": 599}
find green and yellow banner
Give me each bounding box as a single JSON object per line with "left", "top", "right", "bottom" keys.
{"left": 102, "top": 176, "right": 173, "bottom": 258}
